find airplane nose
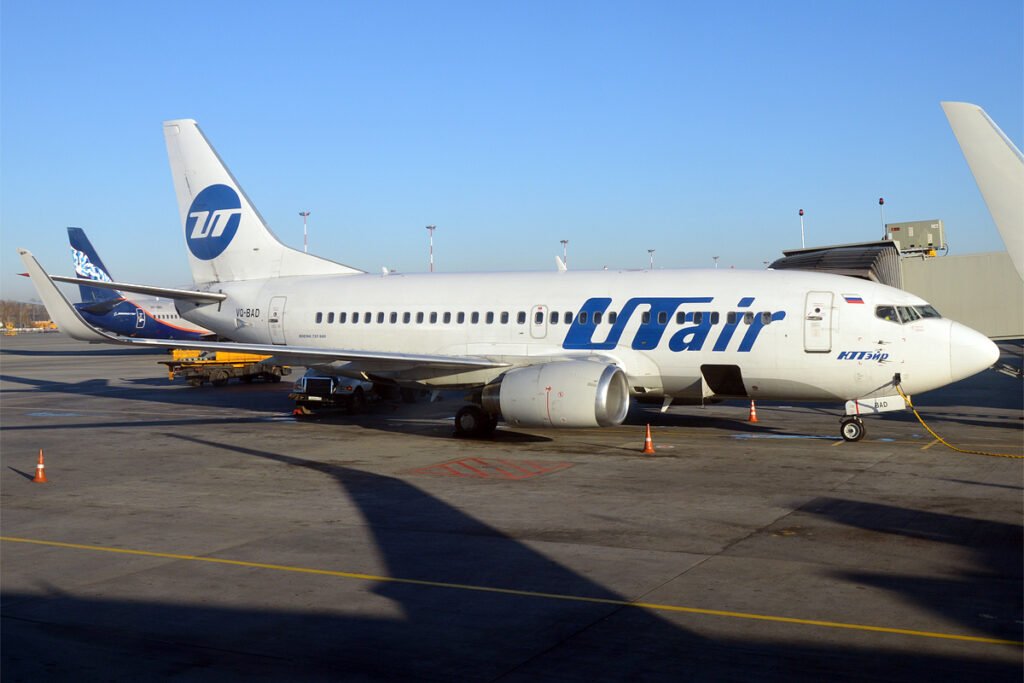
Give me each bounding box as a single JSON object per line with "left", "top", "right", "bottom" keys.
{"left": 949, "top": 321, "right": 999, "bottom": 382}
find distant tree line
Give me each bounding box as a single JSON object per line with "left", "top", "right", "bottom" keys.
{"left": 0, "top": 300, "right": 50, "bottom": 328}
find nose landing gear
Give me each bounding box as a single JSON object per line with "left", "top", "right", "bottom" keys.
{"left": 840, "top": 416, "right": 866, "bottom": 442}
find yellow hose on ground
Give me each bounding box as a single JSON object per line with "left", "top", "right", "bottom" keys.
{"left": 894, "top": 384, "right": 1023, "bottom": 459}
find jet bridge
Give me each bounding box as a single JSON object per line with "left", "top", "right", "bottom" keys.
{"left": 769, "top": 240, "right": 903, "bottom": 289}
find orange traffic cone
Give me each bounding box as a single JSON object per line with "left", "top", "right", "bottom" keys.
{"left": 641, "top": 424, "right": 656, "bottom": 454}
{"left": 32, "top": 448, "right": 48, "bottom": 483}
{"left": 748, "top": 400, "right": 759, "bottom": 423}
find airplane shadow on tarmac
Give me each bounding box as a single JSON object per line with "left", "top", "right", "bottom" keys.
{"left": 3, "top": 434, "right": 1018, "bottom": 681}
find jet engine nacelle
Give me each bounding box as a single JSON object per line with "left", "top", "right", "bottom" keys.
{"left": 482, "top": 361, "right": 630, "bottom": 428}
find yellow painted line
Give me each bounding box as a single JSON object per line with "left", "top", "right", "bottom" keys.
{"left": 3, "top": 535, "right": 1020, "bottom": 647}
{"left": 921, "top": 439, "right": 940, "bottom": 451}
{"left": 830, "top": 440, "right": 844, "bottom": 447}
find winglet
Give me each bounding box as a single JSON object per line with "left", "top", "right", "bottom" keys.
{"left": 17, "top": 249, "right": 125, "bottom": 343}
{"left": 941, "top": 101, "right": 1024, "bottom": 280}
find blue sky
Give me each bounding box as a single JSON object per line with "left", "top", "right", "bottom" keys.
{"left": 2, "top": 1, "right": 1021, "bottom": 301}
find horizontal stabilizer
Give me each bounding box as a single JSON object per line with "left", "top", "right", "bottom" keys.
{"left": 48, "top": 275, "right": 226, "bottom": 303}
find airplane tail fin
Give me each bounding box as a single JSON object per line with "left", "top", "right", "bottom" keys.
{"left": 67, "top": 227, "right": 122, "bottom": 303}
{"left": 162, "top": 119, "right": 363, "bottom": 286}
{"left": 941, "top": 102, "right": 1024, "bottom": 280}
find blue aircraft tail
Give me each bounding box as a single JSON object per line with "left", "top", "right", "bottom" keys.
{"left": 67, "top": 227, "right": 121, "bottom": 304}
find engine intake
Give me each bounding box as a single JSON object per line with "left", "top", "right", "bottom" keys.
{"left": 482, "top": 361, "right": 630, "bottom": 428}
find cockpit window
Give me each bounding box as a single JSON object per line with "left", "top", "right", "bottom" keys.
{"left": 877, "top": 304, "right": 942, "bottom": 324}
{"left": 897, "top": 305, "right": 921, "bottom": 322}
{"left": 875, "top": 305, "right": 898, "bottom": 323}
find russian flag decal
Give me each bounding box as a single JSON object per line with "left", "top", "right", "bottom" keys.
{"left": 843, "top": 294, "right": 865, "bottom": 304}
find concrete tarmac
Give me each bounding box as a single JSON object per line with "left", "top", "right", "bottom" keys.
{"left": 2, "top": 333, "right": 1021, "bottom": 681}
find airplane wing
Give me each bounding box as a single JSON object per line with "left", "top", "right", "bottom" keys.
{"left": 18, "top": 249, "right": 509, "bottom": 373}
{"left": 48, "top": 275, "right": 227, "bottom": 303}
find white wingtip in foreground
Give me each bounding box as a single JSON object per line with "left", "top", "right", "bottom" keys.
{"left": 941, "top": 101, "right": 1024, "bottom": 280}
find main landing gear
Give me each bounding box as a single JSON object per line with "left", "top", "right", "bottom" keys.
{"left": 840, "top": 416, "right": 866, "bottom": 442}
{"left": 454, "top": 404, "right": 498, "bottom": 439}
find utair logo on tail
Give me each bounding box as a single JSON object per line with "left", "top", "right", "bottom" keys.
{"left": 186, "top": 184, "right": 242, "bottom": 260}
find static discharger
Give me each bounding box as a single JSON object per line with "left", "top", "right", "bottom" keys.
{"left": 748, "top": 400, "right": 759, "bottom": 423}
{"left": 32, "top": 449, "right": 48, "bottom": 484}
{"left": 642, "top": 424, "right": 656, "bottom": 454}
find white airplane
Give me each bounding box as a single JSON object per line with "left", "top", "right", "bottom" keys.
{"left": 19, "top": 118, "right": 999, "bottom": 441}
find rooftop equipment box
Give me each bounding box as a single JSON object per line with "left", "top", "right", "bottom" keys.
{"left": 885, "top": 219, "right": 945, "bottom": 252}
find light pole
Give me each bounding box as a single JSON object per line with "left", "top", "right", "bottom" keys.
{"left": 713, "top": 256, "right": 720, "bottom": 269}
{"left": 426, "top": 225, "right": 436, "bottom": 272}
{"left": 560, "top": 239, "right": 568, "bottom": 268}
{"left": 299, "top": 211, "right": 310, "bottom": 253}
{"left": 878, "top": 197, "right": 886, "bottom": 237}
{"left": 648, "top": 249, "right": 656, "bottom": 270}
{"left": 798, "top": 208, "right": 805, "bottom": 249}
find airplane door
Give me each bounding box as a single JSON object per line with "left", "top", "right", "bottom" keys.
{"left": 530, "top": 305, "right": 548, "bottom": 339}
{"left": 135, "top": 308, "right": 146, "bottom": 329}
{"left": 803, "top": 291, "right": 833, "bottom": 353}
{"left": 268, "top": 296, "right": 287, "bottom": 345}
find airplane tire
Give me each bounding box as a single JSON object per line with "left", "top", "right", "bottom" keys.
{"left": 454, "top": 405, "right": 495, "bottom": 438}
{"left": 840, "top": 417, "right": 865, "bottom": 442}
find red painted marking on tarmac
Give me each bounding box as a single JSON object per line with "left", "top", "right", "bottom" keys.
{"left": 404, "top": 457, "right": 574, "bottom": 480}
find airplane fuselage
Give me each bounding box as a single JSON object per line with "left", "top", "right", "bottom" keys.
{"left": 77, "top": 297, "right": 208, "bottom": 341}
{"left": 179, "top": 267, "right": 988, "bottom": 402}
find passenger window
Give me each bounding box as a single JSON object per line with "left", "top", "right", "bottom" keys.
{"left": 390, "top": 312, "right": 398, "bottom": 324}
{"left": 727, "top": 312, "right": 737, "bottom": 325}
{"left": 472, "top": 312, "right": 480, "bottom": 324}
{"left": 352, "top": 313, "right": 360, "bottom": 324}
{"left": 339, "top": 312, "right": 347, "bottom": 324}
{"left": 564, "top": 312, "right": 573, "bottom": 323}
{"left": 457, "top": 312, "right": 465, "bottom": 324}
{"left": 416, "top": 312, "right": 425, "bottom": 324}
{"left": 744, "top": 312, "right": 754, "bottom": 324}
{"left": 486, "top": 312, "right": 494, "bottom": 324}
{"left": 377, "top": 312, "right": 385, "bottom": 324}
{"left": 550, "top": 311, "right": 560, "bottom": 324}
{"left": 875, "top": 305, "right": 898, "bottom": 323}
{"left": 658, "top": 311, "right": 667, "bottom": 325}
{"left": 327, "top": 312, "right": 335, "bottom": 323}
{"left": 608, "top": 311, "right": 617, "bottom": 324}
{"left": 534, "top": 311, "right": 543, "bottom": 324}
{"left": 403, "top": 312, "right": 411, "bottom": 324}
{"left": 710, "top": 312, "right": 720, "bottom": 324}
{"left": 761, "top": 312, "right": 772, "bottom": 325}
{"left": 676, "top": 312, "right": 686, "bottom": 324}
{"left": 500, "top": 312, "right": 509, "bottom": 324}
{"left": 579, "top": 311, "right": 588, "bottom": 324}
{"left": 693, "top": 312, "right": 703, "bottom": 325}
{"left": 430, "top": 312, "right": 438, "bottom": 324}
{"left": 641, "top": 311, "right": 650, "bottom": 323}
{"left": 315, "top": 312, "right": 323, "bottom": 323}
{"left": 517, "top": 311, "right": 527, "bottom": 324}
{"left": 594, "top": 311, "right": 603, "bottom": 324}
{"left": 443, "top": 312, "right": 451, "bottom": 324}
